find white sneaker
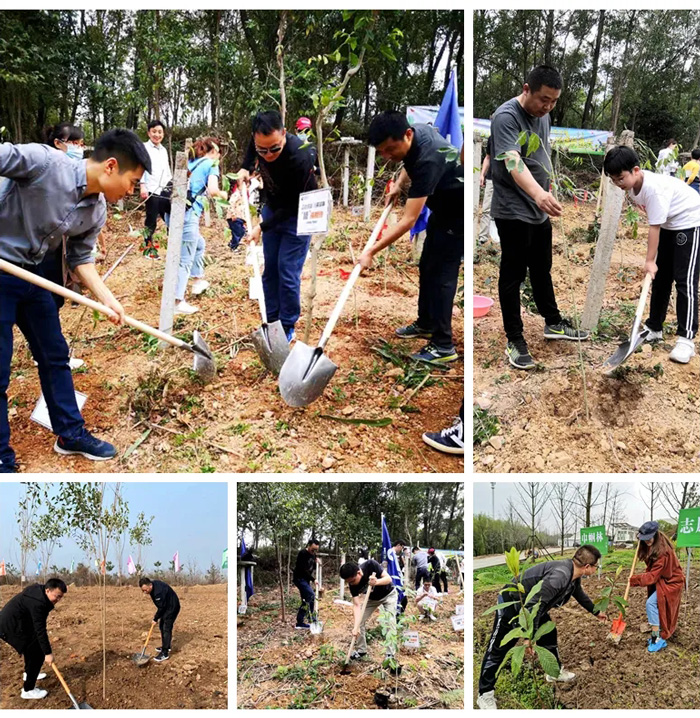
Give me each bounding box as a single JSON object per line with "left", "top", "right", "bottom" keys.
{"left": 546, "top": 668, "right": 576, "bottom": 682}
{"left": 429, "top": 614, "right": 437, "bottom": 622}
{"left": 21, "top": 688, "right": 48, "bottom": 700}
{"left": 68, "top": 357, "right": 84, "bottom": 370}
{"left": 642, "top": 324, "right": 663, "bottom": 342}
{"left": 418, "top": 615, "right": 425, "bottom": 620}
{"left": 23, "top": 672, "right": 46, "bottom": 681}
{"left": 174, "top": 300, "right": 199, "bottom": 315}
{"left": 190, "top": 279, "right": 210, "bottom": 295}
{"left": 669, "top": 337, "right": 695, "bottom": 364}
{"left": 477, "top": 690, "right": 498, "bottom": 709}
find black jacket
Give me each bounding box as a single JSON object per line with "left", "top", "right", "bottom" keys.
{"left": 149, "top": 580, "right": 180, "bottom": 622}
{"left": 293, "top": 549, "right": 316, "bottom": 583}
{"left": 0, "top": 583, "right": 55, "bottom": 655}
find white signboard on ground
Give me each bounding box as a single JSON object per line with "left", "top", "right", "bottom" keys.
{"left": 421, "top": 597, "right": 438, "bottom": 611}
{"left": 297, "top": 188, "right": 333, "bottom": 235}
{"left": 451, "top": 614, "right": 464, "bottom": 632}
{"left": 455, "top": 604, "right": 464, "bottom": 616}
{"left": 30, "top": 391, "right": 87, "bottom": 431}
{"left": 403, "top": 631, "right": 420, "bottom": 648}
{"left": 238, "top": 604, "right": 247, "bottom": 614}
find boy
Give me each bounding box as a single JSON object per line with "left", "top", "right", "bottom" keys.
{"left": 682, "top": 148, "right": 700, "bottom": 194}
{"left": 415, "top": 578, "right": 440, "bottom": 621}
{"left": 0, "top": 129, "right": 151, "bottom": 472}
{"left": 604, "top": 145, "right": 700, "bottom": 363}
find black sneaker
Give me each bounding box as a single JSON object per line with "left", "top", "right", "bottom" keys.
{"left": 422, "top": 417, "right": 464, "bottom": 455}
{"left": 395, "top": 322, "right": 432, "bottom": 339}
{"left": 544, "top": 319, "right": 590, "bottom": 341}
{"left": 54, "top": 429, "right": 117, "bottom": 461}
{"left": 295, "top": 623, "right": 311, "bottom": 630}
{"left": 410, "top": 343, "right": 458, "bottom": 366}
{"left": 505, "top": 340, "right": 535, "bottom": 370}
{"left": 153, "top": 651, "right": 169, "bottom": 662}
{"left": 350, "top": 651, "right": 367, "bottom": 660}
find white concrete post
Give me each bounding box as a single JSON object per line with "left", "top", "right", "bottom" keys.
{"left": 339, "top": 551, "right": 345, "bottom": 599}
{"left": 363, "top": 145, "right": 376, "bottom": 221}
{"left": 342, "top": 146, "right": 350, "bottom": 207}
{"left": 473, "top": 132, "right": 483, "bottom": 251}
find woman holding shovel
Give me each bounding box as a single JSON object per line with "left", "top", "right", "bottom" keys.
{"left": 628, "top": 521, "right": 685, "bottom": 653}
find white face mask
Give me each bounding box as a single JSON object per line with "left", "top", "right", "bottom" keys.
{"left": 66, "top": 144, "right": 84, "bottom": 160}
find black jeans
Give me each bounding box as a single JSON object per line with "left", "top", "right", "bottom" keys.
{"left": 159, "top": 605, "right": 180, "bottom": 654}
{"left": 417, "top": 218, "right": 464, "bottom": 349}
{"left": 647, "top": 225, "right": 700, "bottom": 339}
{"left": 496, "top": 217, "right": 562, "bottom": 342}
{"left": 22, "top": 640, "right": 45, "bottom": 691}
{"left": 414, "top": 566, "right": 430, "bottom": 590}
{"left": 144, "top": 194, "right": 171, "bottom": 243}
{"left": 435, "top": 569, "right": 448, "bottom": 594}
{"left": 293, "top": 578, "right": 315, "bottom": 626}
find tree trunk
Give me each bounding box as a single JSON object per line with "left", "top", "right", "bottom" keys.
{"left": 586, "top": 483, "right": 592, "bottom": 526}
{"left": 543, "top": 10, "right": 555, "bottom": 66}
{"left": 442, "top": 483, "right": 459, "bottom": 549}
{"left": 276, "top": 10, "right": 288, "bottom": 125}
{"left": 581, "top": 10, "right": 605, "bottom": 128}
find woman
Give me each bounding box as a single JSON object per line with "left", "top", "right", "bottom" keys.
{"left": 46, "top": 121, "right": 85, "bottom": 158}
{"left": 629, "top": 521, "right": 685, "bottom": 653}
{"left": 175, "top": 137, "right": 227, "bottom": 315}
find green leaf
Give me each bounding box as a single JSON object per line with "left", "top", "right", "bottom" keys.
{"left": 526, "top": 133, "right": 540, "bottom": 156}
{"left": 500, "top": 627, "right": 527, "bottom": 646}
{"left": 319, "top": 415, "right": 392, "bottom": 427}
{"left": 593, "top": 597, "right": 609, "bottom": 614}
{"left": 533, "top": 620, "right": 556, "bottom": 642}
{"left": 602, "top": 586, "right": 613, "bottom": 597}
{"left": 511, "top": 645, "right": 526, "bottom": 676}
{"left": 517, "top": 583, "right": 525, "bottom": 593}
{"left": 505, "top": 158, "right": 517, "bottom": 173}
{"left": 535, "top": 646, "right": 560, "bottom": 678}
{"left": 495, "top": 647, "right": 516, "bottom": 677}
{"left": 517, "top": 160, "right": 525, "bottom": 173}
{"left": 524, "top": 580, "right": 543, "bottom": 607}
{"left": 505, "top": 547, "right": 521, "bottom": 578}
{"left": 615, "top": 565, "right": 624, "bottom": 578}
{"left": 482, "top": 600, "right": 520, "bottom": 616}
{"left": 517, "top": 131, "right": 528, "bottom": 147}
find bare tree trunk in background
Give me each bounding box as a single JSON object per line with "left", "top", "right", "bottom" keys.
{"left": 543, "top": 10, "right": 555, "bottom": 66}
{"left": 276, "top": 10, "right": 288, "bottom": 126}
{"left": 611, "top": 11, "right": 637, "bottom": 134}
{"left": 581, "top": 10, "right": 605, "bottom": 128}
{"left": 641, "top": 482, "right": 658, "bottom": 521}
{"left": 443, "top": 483, "right": 460, "bottom": 549}
{"left": 602, "top": 482, "right": 611, "bottom": 527}
{"left": 287, "top": 533, "right": 291, "bottom": 595}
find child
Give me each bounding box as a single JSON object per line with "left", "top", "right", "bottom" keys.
{"left": 604, "top": 145, "right": 700, "bottom": 363}
{"left": 657, "top": 138, "right": 679, "bottom": 176}
{"left": 682, "top": 148, "right": 700, "bottom": 194}
{"left": 415, "top": 578, "right": 440, "bottom": 621}
{"left": 226, "top": 180, "right": 248, "bottom": 252}
{"left": 628, "top": 521, "right": 684, "bottom": 653}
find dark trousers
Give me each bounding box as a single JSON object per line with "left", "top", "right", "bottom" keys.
{"left": 0, "top": 266, "right": 84, "bottom": 468}
{"left": 417, "top": 218, "right": 464, "bottom": 348}
{"left": 496, "top": 217, "right": 562, "bottom": 342}
{"left": 227, "top": 218, "right": 247, "bottom": 250}
{"left": 159, "top": 605, "right": 180, "bottom": 654}
{"left": 646, "top": 226, "right": 700, "bottom": 339}
{"left": 414, "top": 566, "right": 430, "bottom": 590}
{"left": 261, "top": 207, "right": 311, "bottom": 331}
{"left": 435, "top": 569, "right": 448, "bottom": 594}
{"left": 479, "top": 599, "right": 560, "bottom": 695}
{"left": 293, "top": 578, "right": 315, "bottom": 626}
{"left": 22, "top": 640, "right": 45, "bottom": 692}
{"left": 144, "top": 193, "right": 170, "bottom": 243}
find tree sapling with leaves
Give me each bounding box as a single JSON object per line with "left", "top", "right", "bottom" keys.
{"left": 477, "top": 545, "right": 607, "bottom": 710}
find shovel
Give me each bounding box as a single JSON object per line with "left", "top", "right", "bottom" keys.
{"left": 602, "top": 273, "right": 652, "bottom": 373}
{"left": 279, "top": 202, "right": 394, "bottom": 407}
{"left": 0, "top": 258, "right": 216, "bottom": 383}
{"left": 241, "top": 182, "right": 289, "bottom": 374}
{"left": 340, "top": 587, "right": 372, "bottom": 675}
{"left": 51, "top": 663, "right": 92, "bottom": 709}
{"left": 310, "top": 560, "right": 323, "bottom": 635}
{"left": 608, "top": 540, "right": 640, "bottom": 644}
{"left": 132, "top": 622, "right": 156, "bottom": 666}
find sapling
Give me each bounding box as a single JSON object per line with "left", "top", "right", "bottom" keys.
{"left": 593, "top": 564, "right": 628, "bottom": 617}
{"left": 376, "top": 605, "right": 415, "bottom": 705}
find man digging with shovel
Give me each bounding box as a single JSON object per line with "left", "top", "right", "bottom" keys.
{"left": 293, "top": 539, "right": 320, "bottom": 630}
{"left": 139, "top": 577, "right": 181, "bottom": 663}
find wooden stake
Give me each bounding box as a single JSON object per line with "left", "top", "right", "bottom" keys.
{"left": 303, "top": 233, "right": 326, "bottom": 343}
{"left": 363, "top": 145, "right": 376, "bottom": 222}
{"left": 343, "top": 146, "right": 350, "bottom": 207}
{"left": 473, "top": 132, "right": 483, "bottom": 252}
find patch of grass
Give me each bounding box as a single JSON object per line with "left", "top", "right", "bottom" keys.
{"left": 473, "top": 406, "right": 499, "bottom": 445}
{"left": 182, "top": 395, "right": 203, "bottom": 413}
{"left": 593, "top": 303, "right": 636, "bottom": 341}
{"left": 226, "top": 422, "right": 250, "bottom": 436}
{"left": 130, "top": 368, "right": 167, "bottom": 419}
{"left": 372, "top": 340, "right": 438, "bottom": 390}
{"left": 494, "top": 372, "right": 511, "bottom": 385}
{"left": 608, "top": 363, "right": 663, "bottom": 381}
{"left": 520, "top": 276, "right": 537, "bottom": 313}
{"left": 141, "top": 333, "right": 160, "bottom": 356}
{"left": 275, "top": 420, "right": 289, "bottom": 432}
{"left": 440, "top": 689, "right": 464, "bottom": 707}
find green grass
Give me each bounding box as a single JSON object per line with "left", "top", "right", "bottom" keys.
{"left": 473, "top": 405, "right": 499, "bottom": 445}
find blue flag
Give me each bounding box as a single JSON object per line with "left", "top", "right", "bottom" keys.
{"left": 381, "top": 515, "right": 404, "bottom": 607}
{"left": 435, "top": 67, "right": 463, "bottom": 148}
{"left": 240, "top": 537, "right": 254, "bottom": 600}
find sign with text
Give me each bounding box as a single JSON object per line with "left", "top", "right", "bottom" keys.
{"left": 403, "top": 631, "right": 420, "bottom": 648}
{"left": 677, "top": 508, "right": 700, "bottom": 548}
{"left": 421, "top": 596, "right": 438, "bottom": 611}
{"left": 31, "top": 391, "right": 87, "bottom": 432}
{"left": 451, "top": 614, "right": 464, "bottom": 631}
{"left": 297, "top": 188, "right": 333, "bottom": 235}
{"left": 580, "top": 525, "right": 608, "bottom": 555}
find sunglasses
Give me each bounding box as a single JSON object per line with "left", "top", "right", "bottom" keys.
{"left": 256, "top": 144, "right": 283, "bottom": 156}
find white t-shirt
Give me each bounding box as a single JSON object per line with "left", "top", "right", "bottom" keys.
{"left": 142, "top": 140, "right": 173, "bottom": 194}
{"left": 657, "top": 147, "right": 679, "bottom": 176}
{"left": 416, "top": 585, "right": 438, "bottom": 601}
{"left": 629, "top": 171, "right": 700, "bottom": 230}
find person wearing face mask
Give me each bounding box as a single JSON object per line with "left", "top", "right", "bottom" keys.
{"left": 140, "top": 120, "right": 173, "bottom": 259}
{"left": 628, "top": 521, "right": 685, "bottom": 653}
{"left": 0, "top": 577, "right": 67, "bottom": 700}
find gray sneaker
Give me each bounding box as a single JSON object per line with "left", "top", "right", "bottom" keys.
{"left": 477, "top": 691, "right": 498, "bottom": 709}
{"left": 505, "top": 340, "right": 535, "bottom": 370}
{"left": 544, "top": 319, "right": 589, "bottom": 341}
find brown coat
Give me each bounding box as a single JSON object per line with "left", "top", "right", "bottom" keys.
{"left": 629, "top": 549, "right": 685, "bottom": 639}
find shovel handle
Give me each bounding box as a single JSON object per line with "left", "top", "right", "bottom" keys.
{"left": 0, "top": 258, "right": 192, "bottom": 353}
{"left": 51, "top": 663, "right": 79, "bottom": 708}
{"left": 622, "top": 540, "right": 641, "bottom": 603}
{"left": 239, "top": 182, "right": 268, "bottom": 324}
{"left": 631, "top": 273, "right": 653, "bottom": 333}
{"left": 344, "top": 586, "right": 372, "bottom": 664}
{"left": 142, "top": 621, "right": 156, "bottom": 653}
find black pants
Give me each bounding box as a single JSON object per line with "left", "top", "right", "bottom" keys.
{"left": 417, "top": 218, "right": 464, "bottom": 349}
{"left": 414, "top": 566, "right": 430, "bottom": 590}
{"left": 144, "top": 194, "right": 171, "bottom": 243}
{"left": 479, "top": 602, "right": 560, "bottom": 695}
{"left": 496, "top": 217, "right": 562, "bottom": 342}
{"left": 435, "top": 568, "right": 448, "bottom": 593}
{"left": 22, "top": 640, "right": 45, "bottom": 691}
{"left": 647, "top": 225, "right": 700, "bottom": 339}
{"left": 293, "top": 578, "right": 315, "bottom": 625}
{"left": 159, "top": 605, "right": 180, "bottom": 654}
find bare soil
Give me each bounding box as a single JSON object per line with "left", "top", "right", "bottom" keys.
{"left": 8, "top": 207, "right": 463, "bottom": 473}
{"left": 0, "top": 583, "right": 227, "bottom": 709}
{"left": 474, "top": 199, "right": 700, "bottom": 473}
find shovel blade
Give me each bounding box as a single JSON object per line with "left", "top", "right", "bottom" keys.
{"left": 132, "top": 653, "right": 151, "bottom": 666}
{"left": 602, "top": 329, "right": 649, "bottom": 372}
{"left": 310, "top": 621, "right": 323, "bottom": 635}
{"left": 252, "top": 321, "right": 290, "bottom": 375}
{"left": 192, "top": 330, "right": 217, "bottom": 382}
{"left": 70, "top": 703, "right": 93, "bottom": 710}
{"left": 278, "top": 341, "right": 338, "bottom": 407}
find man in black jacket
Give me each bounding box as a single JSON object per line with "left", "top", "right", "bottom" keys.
{"left": 139, "top": 577, "right": 181, "bottom": 662}
{"left": 477, "top": 545, "right": 607, "bottom": 710}
{"left": 293, "top": 539, "right": 319, "bottom": 629}
{"left": 0, "top": 577, "right": 66, "bottom": 700}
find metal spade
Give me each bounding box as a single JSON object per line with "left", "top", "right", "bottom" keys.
{"left": 310, "top": 561, "right": 324, "bottom": 635}
{"left": 602, "top": 272, "right": 652, "bottom": 374}
{"left": 132, "top": 622, "right": 156, "bottom": 666}
{"left": 279, "top": 203, "right": 394, "bottom": 407}
{"left": 51, "top": 663, "right": 92, "bottom": 709}
{"left": 0, "top": 258, "right": 216, "bottom": 383}
{"left": 241, "top": 181, "right": 289, "bottom": 374}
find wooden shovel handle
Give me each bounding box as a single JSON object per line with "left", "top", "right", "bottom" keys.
{"left": 344, "top": 586, "right": 372, "bottom": 664}
{"left": 622, "top": 540, "right": 641, "bottom": 603}
{"left": 51, "top": 663, "right": 73, "bottom": 697}
{"left": 143, "top": 622, "right": 156, "bottom": 652}
{"left": 634, "top": 273, "right": 653, "bottom": 324}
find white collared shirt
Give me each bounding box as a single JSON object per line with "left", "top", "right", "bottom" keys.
{"left": 142, "top": 139, "right": 172, "bottom": 194}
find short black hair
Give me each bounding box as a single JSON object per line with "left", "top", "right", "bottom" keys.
{"left": 423, "top": 578, "right": 432, "bottom": 584}
{"left": 45, "top": 578, "right": 67, "bottom": 593}
{"left": 147, "top": 119, "right": 166, "bottom": 132}
{"left": 412, "top": 546, "right": 421, "bottom": 552}
{"left": 252, "top": 110, "right": 284, "bottom": 136}
{"left": 307, "top": 539, "right": 319, "bottom": 547}
{"left": 138, "top": 577, "right": 153, "bottom": 587}
{"left": 92, "top": 129, "right": 152, "bottom": 174}
{"left": 368, "top": 110, "right": 410, "bottom": 147}
{"left": 665, "top": 138, "right": 677, "bottom": 147}
{"left": 692, "top": 148, "right": 700, "bottom": 161}
{"left": 526, "top": 65, "right": 563, "bottom": 93}
{"left": 46, "top": 122, "right": 83, "bottom": 147}
{"left": 339, "top": 562, "right": 360, "bottom": 579}
{"left": 603, "top": 145, "right": 640, "bottom": 176}
{"left": 392, "top": 539, "right": 406, "bottom": 548}
{"left": 573, "top": 545, "right": 602, "bottom": 566}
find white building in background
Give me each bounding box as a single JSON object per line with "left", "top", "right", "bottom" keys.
{"left": 561, "top": 533, "right": 577, "bottom": 548}
{"left": 611, "top": 522, "right": 637, "bottom": 542}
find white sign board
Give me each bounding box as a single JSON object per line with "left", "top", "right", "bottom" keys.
{"left": 238, "top": 604, "right": 248, "bottom": 615}
{"left": 31, "top": 391, "right": 87, "bottom": 431}
{"left": 421, "top": 596, "right": 438, "bottom": 611}
{"left": 455, "top": 604, "right": 464, "bottom": 616}
{"left": 451, "top": 614, "right": 464, "bottom": 632}
{"left": 297, "top": 188, "right": 333, "bottom": 235}
{"left": 249, "top": 276, "right": 262, "bottom": 301}
{"left": 403, "top": 631, "right": 420, "bottom": 649}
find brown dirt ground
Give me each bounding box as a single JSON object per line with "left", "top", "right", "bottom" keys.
{"left": 473, "top": 576, "right": 700, "bottom": 709}
{"left": 8, "top": 207, "right": 463, "bottom": 474}
{"left": 237, "top": 585, "right": 465, "bottom": 709}
{"left": 474, "top": 199, "right": 700, "bottom": 473}
{"left": 0, "top": 583, "right": 227, "bottom": 709}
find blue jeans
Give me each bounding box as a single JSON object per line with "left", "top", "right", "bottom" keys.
{"left": 261, "top": 207, "right": 311, "bottom": 330}
{"left": 646, "top": 590, "right": 659, "bottom": 626}
{"left": 176, "top": 211, "right": 205, "bottom": 300}
{"left": 0, "top": 265, "right": 84, "bottom": 467}
{"left": 293, "top": 578, "right": 315, "bottom": 626}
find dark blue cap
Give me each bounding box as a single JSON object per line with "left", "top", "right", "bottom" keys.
{"left": 638, "top": 521, "right": 659, "bottom": 541}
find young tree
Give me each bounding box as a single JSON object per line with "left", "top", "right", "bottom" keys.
{"left": 550, "top": 483, "right": 574, "bottom": 555}
{"left": 641, "top": 482, "right": 660, "bottom": 521}
{"left": 660, "top": 482, "right": 700, "bottom": 518}
{"left": 16, "top": 483, "right": 45, "bottom": 586}
{"left": 511, "top": 483, "right": 553, "bottom": 558}
{"left": 130, "top": 511, "right": 154, "bottom": 575}
{"left": 32, "top": 505, "right": 66, "bottom": 582}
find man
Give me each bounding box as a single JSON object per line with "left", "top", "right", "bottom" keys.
{"left": 411, "top": 546, "right": 430, "bottom": 589}
{"left": 657, "top": 139, "right": 679, "bottom": 177}
{"left": 362, "top": 110, "right": 464, "bottom": 368}
{"left": 139, "top": 577, "right": 181, "bottom": 662}
{"left": 491, "top": 65, "right": 589, "bottom": 371}
{"left": 427, "top": 547, "right": 448, "bottom": 594}
{"left": 140, "top": 120, "right": 173, "bottom": 259}
{"left": 339, "top": 559, "right": 399, "bottom": 672}
{"left": 237, "top": 110, "right": 317, "bottom": 342}
{"left": 0, "top": 577, "right": 67, "bottom": 700}
{"left": 415, "top": 577, "right": 440, "bottom": 620}
{"left": 477, "top": 545, "right": 607, "bottom": 710}
{"left": 295, "top": 117, "right": 312, "bottom": 142}
{"left": 293, "top": 539, "right": 319, "bottom": 630}
{"left": 0, "top": 129, "right": 150, "bottom": 472}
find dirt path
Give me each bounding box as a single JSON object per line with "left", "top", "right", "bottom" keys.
{"left": 0, "top": 583, "right": 227, "bottom": 709}
{"left": 474, "top": 201, "right": 700, "bottom": 473}
{"left": 8, "top": 207, "right": 463, "bottom": 473}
